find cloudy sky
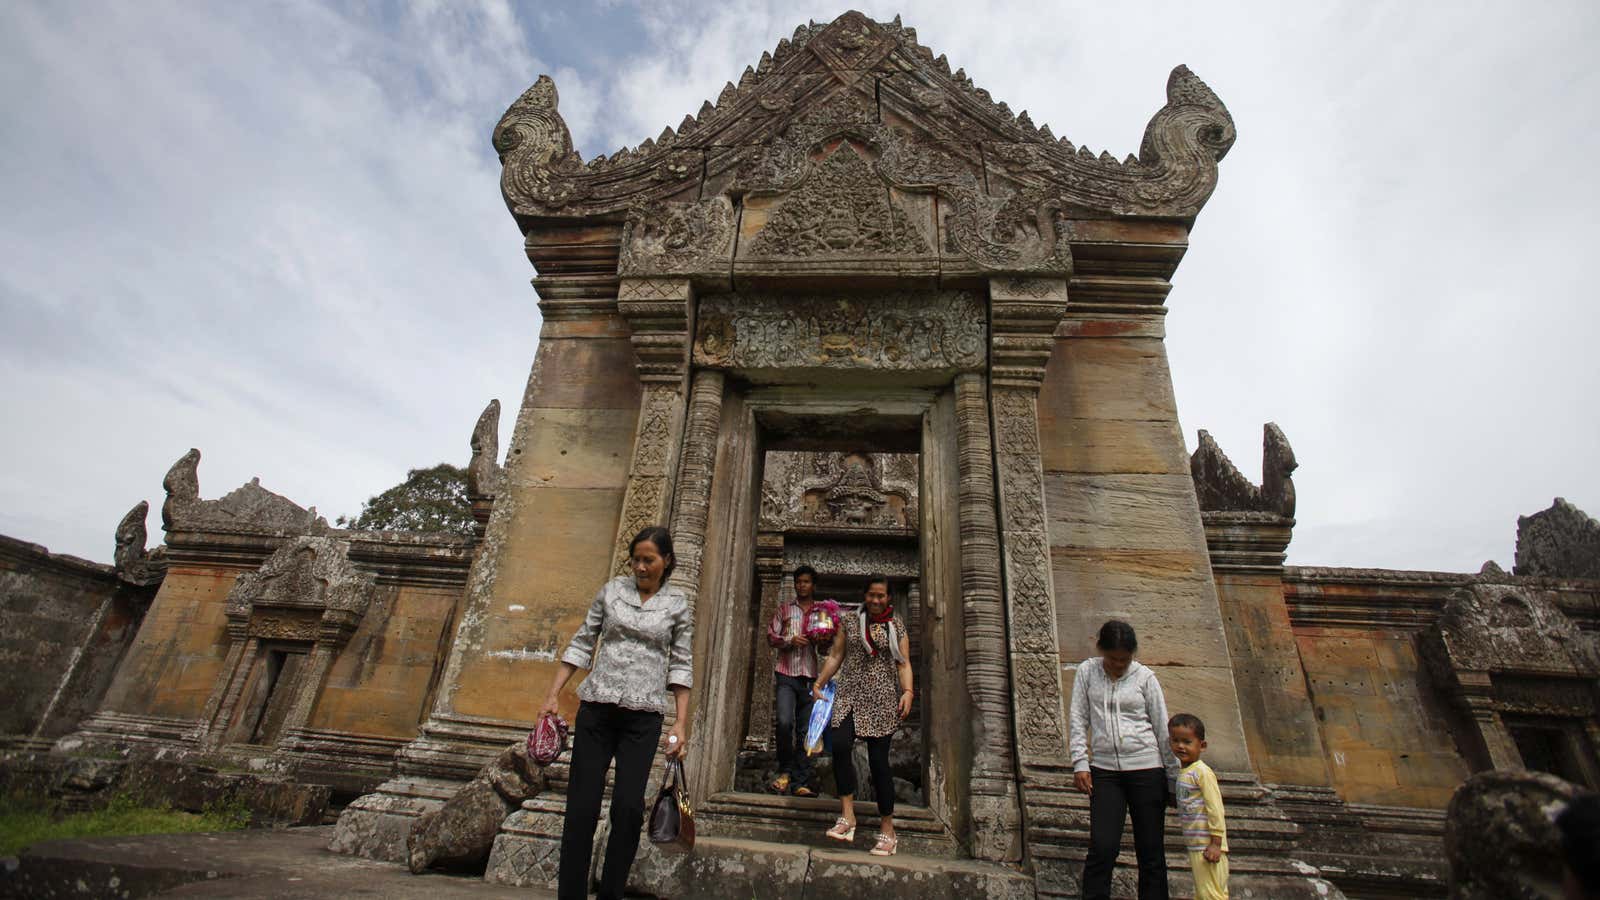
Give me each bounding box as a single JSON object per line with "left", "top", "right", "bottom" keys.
{"left": 2, "top": 1, "right": 1596, "bottom": 572}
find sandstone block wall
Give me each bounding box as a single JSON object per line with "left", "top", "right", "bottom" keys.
{"left": 1039, "top": 314, "right": 1251, "bottom": 773}
{"left": 436, "top": 302, "right": 644, "bottom": 728}
{"left": 98, "top": 564, "right": 240, "bottom": 721}
{"left": 0, "top": 536, "right": 152, "bottom": 740}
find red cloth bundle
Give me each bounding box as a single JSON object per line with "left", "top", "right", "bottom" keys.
{"left": 527, "top": 712, "right": 569, "bottom": 767}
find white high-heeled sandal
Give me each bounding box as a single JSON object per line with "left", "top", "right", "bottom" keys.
{"left": 825, "top": 817, "right": 856, "bottom": 842}
{"left": 870, "top": 832, "right": 898, "bottom": 856}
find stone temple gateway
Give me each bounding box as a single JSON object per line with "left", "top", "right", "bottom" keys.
{"left": 6, "top": 10, "right": 1600, "bottom": 900}
{"left": 338, "top": 9, "right": 1293, "bottom": 892}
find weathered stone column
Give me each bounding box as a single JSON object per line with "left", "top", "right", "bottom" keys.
{"left": 951, "top": 372, "right": 1023, "bottom": 862}
{"left": 744, "top": 531, "right": 784, "bottom": 752}
{"left": 989, "top": 277, "right": 1073, "bottom": 774}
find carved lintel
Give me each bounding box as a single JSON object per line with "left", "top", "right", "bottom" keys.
{"left": 224, "top": 537, "right": 378, "bottom": 627}
{"left": 694, "top": 291, "right": 986, "bottom": 375}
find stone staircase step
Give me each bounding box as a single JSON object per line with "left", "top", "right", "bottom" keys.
{"left": 628, "top": 834, "right": 1033, "bottom": 900}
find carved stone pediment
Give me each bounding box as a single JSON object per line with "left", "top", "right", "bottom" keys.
{"left": 497, "top": 11, "right": 1233, "bottom": 276}
{"left": 1423, "top": 580, "right": 1600, "bottom": 682}
{"left": 162, "top": 449, "right": 328, "bottom": 536}
{"left": 225, "top": 536, "right": 377, "bottom": 641}
{"left": 693, "top": 290, "right": 985, "bottom": 378}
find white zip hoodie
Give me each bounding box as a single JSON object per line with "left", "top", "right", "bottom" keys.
{"left": 1068, "top": 657, "right": 1180, "bottom": 787}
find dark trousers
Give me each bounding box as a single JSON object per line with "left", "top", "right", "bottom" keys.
{"left": 774, "top": 673, "right": 815, "bottom": 785}
{"left": 558, "top": 701, "right": 663, "bottom": 900}
{"left": 1082, "top": 766, "right": 1169, "bottom": 900}
{"left": 831, "top": 712, "right": 894, "bottom": 816}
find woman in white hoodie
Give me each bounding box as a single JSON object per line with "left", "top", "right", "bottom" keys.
{"left": 1069, "top": 620, "right": 1180, "bottom": 900}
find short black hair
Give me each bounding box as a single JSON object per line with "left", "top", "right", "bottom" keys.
{"left": 793, "top": 564, "right": 817, "bottom": 582}
{"left": 1097, "top": 620, "right": 1137, "bottom": 653}
{"left": 629, "top": 526, "right": 675, "bottom": 580}
{"left": 1168, "top": 713, "right": 1206, "bottom": 740}
{"left": 862, "top": 573, "right": 890, "bottom": 596}
{"left": 1558, "top": 793, "right": 1600, "bottom": 898}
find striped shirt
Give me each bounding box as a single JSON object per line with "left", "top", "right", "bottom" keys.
{"left": 766, "top": 601, "right": 819, "bottom": 679}
{"left": 1176, "top": 759, "right": 1228, "bottom": 853}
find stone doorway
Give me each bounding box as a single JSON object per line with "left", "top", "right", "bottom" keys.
{"left": 679, "top": 378, "right": 981, "bottom": 856}
{"left": 231, "top": 643, "right": 309, "bottom": 746}
{"left": 734, "top": 447, "right": 928, "bottom": 808}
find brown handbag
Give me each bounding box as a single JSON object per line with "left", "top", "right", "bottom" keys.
{"left": 647, "top": 757, "right": 695, "bottom": 851}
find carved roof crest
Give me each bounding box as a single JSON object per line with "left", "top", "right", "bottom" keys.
{"left": 1190, "top": 423, "right": 1296, "bottom": 519}
{"left": 162, "top": 448, "right": 329, "bottom": 536}
{"left": 497, "top": 10, "right": 1235, "bottom": 278}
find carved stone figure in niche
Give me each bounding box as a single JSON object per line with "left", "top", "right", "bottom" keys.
{"left": 761, "top": 451, "right": 918, "bottom": 531}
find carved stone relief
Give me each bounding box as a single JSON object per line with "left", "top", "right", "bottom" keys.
{"left": 744, "top": 144, "right": 929, "bottom": 259}
{"left": 694, "top": 291, "right": 985, "bottom": 373}
{"left": 782, "top": 541, "right": 921, "bottom": 579}
{"left": 619, "top": 197, "right": 736, "bottom": 280}
{"left": 225, "top": 536, "right": 378, "bottom": 637}
{"left": 761, "top": 451, "right": 918, "bottom": 531}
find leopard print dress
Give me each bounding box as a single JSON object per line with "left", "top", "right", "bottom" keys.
{"left": 829, "top": 613, "right": 905, "bottom": 739}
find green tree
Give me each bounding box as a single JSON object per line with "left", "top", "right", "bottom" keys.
{"left": 337, "top": 463, "right": 475, "bottom": 535}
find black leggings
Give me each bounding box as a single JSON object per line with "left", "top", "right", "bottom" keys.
{"left": 831, "top": 712, "right": 894, "bottom": 816}
{"left": 1082, "top": 766, "right": 1169, "bottom": 900}
{"left": 558, "top": 701, "right": 663, "bottom": 900}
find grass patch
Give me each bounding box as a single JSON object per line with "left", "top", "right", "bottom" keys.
{"left": 0, "top": 793, "right": 250, "bottom": 857}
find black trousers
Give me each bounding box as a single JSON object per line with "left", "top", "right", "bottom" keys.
{"left": 558, "top": 701, "right": 663, "bottom": 900}
{"left": 1082, "top": 766, "right": 1169, "bottom": 900}
{"left": 773, "top": 673, "right": 815, "bottom": 785}
{"left": 831, "top": 712, "right": 894, "bottom": 816}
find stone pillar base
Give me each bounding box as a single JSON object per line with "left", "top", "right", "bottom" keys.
{"left": 484, "top": 795, "right": 570, "bottom": 888}
{"left": 326, "top": 776, "right": 459, "bottom": 862}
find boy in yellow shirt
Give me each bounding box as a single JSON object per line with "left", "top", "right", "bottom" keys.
{"left": 1169, "top": 713, "right": 1228, "bottom": 899}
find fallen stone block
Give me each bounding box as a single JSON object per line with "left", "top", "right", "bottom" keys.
{"left": 406, "top": 742, "right": 544, "bottom": 873}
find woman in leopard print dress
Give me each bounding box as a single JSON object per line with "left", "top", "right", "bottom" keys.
{"left": 813, "top": 574, "right": 913, "bottom": 856}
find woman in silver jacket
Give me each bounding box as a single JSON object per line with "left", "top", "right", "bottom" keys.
{"left": 539, "top": 526, "right": 693, "bottom": 900}
{"left": 1069, "top": 619, "right": 1180, "bottom": 900}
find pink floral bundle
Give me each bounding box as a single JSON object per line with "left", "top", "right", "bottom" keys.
{"left": 803, "top": 598, "right": 842, "bottom": 644}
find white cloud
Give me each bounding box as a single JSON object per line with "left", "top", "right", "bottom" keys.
{"left": 2, "top": 1, "right": 1596, "bottom": 573}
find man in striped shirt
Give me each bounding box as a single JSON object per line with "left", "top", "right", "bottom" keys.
{"left": 766, "top": 565, "right": 821, "bottom": 797}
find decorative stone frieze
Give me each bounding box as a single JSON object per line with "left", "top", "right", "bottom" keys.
{"left": 693, "top": 291, "right": 986, "bottom": 376}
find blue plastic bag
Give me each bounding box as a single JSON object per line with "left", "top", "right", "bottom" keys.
{"left": 804, "top": 682, "right": 835, "bottom": 756}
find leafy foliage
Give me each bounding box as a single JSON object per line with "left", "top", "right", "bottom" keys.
{"left": 336, "top": 463, "right": 475, "bottom": 535}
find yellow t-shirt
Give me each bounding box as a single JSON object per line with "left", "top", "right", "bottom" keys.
{"left": 1177, "top": 759, "right": 1228, "bottom": 853}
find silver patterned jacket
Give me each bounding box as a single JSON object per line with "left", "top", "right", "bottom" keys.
{"left": 560, "top": 575, "right": 694, "bottom": 715}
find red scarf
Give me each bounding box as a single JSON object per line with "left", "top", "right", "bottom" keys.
{"left": 864, "top": 604, "right": 895, "bottom": 656}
